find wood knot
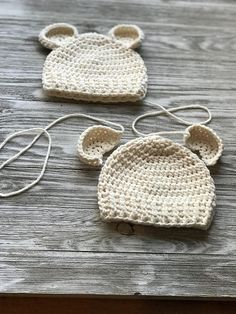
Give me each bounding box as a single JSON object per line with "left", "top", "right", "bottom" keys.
{"left": 116, "top": 222, "right": 134, "bottom": 235}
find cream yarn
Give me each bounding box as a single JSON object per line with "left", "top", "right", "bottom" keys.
{"left": 39, "top": 23, "right": 79, "bottom": 50}
{"left": 108, "top": 24, "right": 144, "bottom": 49}
{"left": 77, "top": 125, "right": 123, "bottom": 166}
{"left": 184, "top": 124, "right": 223, "bottom": 166}
{"left": 0, "top": 113, "right": 124, "bottom": 197}
{"left": 97, "top": 103, "right": 223, "bottom": 230}
{"left": 39, "top": 23, "right": 147, "bottom": 103}
{"left": 98, "top": 136, "right": 215, "bottom": 230}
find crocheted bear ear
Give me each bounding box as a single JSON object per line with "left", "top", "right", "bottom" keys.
{"left": 39, "top": 23, "right": 79, "bottom": 50}
{"left": 108, "top": 24, "right": 144, "bottom": 49}
{"left": 184, "top": 124, "right": 223, "bottom": 166}
{"left": 77, "top": 126, "right": 123, "bottom": 166}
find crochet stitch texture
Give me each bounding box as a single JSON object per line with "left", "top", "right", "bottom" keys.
{"left": 184, "top": 124, "right": 223, "bottom": 166}
{"left": 77, "top": 125, "right": 123, "bottom": 166}
{"left": 39, "top": 23, "right": 148, "bottom": 102}
{"left": 98, "top": 135, "right": 216, "bottom": 230}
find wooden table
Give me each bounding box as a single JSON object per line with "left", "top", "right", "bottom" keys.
{"left": 0, "top": 0, "right": 235, "bottom": 299}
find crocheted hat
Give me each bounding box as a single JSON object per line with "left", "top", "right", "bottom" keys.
{"left": 74, "top": 111, "right": 222, "bottom": 230}
{"left": 97, "top": 135, "right": 216, "bottom": 230}
{"left": 95, "top": 104, "right": 223, "bottom": 230}
{"left": 39, "top": 23, "right": 147, "bottom": 102}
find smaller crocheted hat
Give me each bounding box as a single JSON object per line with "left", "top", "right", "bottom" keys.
{"left": 39, "top": 23, "right": 147, "bottom": 103}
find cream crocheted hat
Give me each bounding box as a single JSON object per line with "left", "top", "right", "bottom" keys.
{"left": 39, "top": 23, "right": 147, "bottom": 102}
{"left": 96, "top": 105, "right": 223, "bottom": 230}
{"left": 98, "top": 135, "right": 216, "bottom": 230}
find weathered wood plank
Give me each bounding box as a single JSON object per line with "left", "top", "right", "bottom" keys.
{"left": 1, "top": 0, "right": 236, "bottom": 29}
{"left": 0, "top": 251, "right": 235, "bottom": 297}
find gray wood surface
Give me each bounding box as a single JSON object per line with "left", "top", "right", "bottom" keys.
{"left": 0, "top": 0, "right": 236, "bottom": 298}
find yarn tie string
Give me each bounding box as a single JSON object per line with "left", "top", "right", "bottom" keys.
{"left": 0, "top": 113, "right": 124, "bottom": 197}
{"left": 132, "top": 101, "right": 212, "bottom": 136}
{"left": 0, "top": 103, "right": 211, "bottom": 197}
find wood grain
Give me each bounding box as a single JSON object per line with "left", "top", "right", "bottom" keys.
{"left": 0, "top": 251, "right": 235, "bottom": 296}
{"left": 0, "top": 0, "right": 236, "bottom": 298}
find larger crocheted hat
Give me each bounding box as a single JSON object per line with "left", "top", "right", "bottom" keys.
{"left": 39, "top": 23, "right": 147, "bottom": 102}
{"left": 97, "top": 134, "right": 219, "bottom": 230}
